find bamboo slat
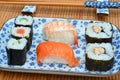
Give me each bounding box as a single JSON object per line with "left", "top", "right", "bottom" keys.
{"left": 0, "top": 0, "right": 119, "bottom": 7}
{"left": 0, "top": 0, "right": 84, "bottom": 7}
{"left": 0, "top": 0, "right": 120, "bottom": 80}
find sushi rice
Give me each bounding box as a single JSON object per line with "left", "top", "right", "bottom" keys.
{"left": 15, "top": 15, "right": 33, "bottom": 26}
{"left": 40, "top": 56, "right": 67, "bottom": 64}
{"left": 86, "top": 22, "right": 112, "bottom": 38}
{"left": 86, "top": 43, "right": 114, "bottom": 60}
{"left": 7, "top": 38, "right": 27, "bottom": 50}
{"left": 11, "top": 26, "right": 31, "bottom": 38}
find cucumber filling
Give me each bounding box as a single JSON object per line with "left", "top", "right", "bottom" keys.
{"left": 19, "top": 18, "right": 28, "bottom": 22}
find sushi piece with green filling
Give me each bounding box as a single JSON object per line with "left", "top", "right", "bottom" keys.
{"left": 6, "top": 38, "right": 27, "bottom": 65}
{"left": 14, "top": 15, "right": 33, "bottom": 27}
{"left": 85, "top": 43, "right": 114, "bottom": 71}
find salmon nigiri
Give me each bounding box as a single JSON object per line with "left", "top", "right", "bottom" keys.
{"left": 43, "top": 21, "right": 78, "bottom": 46}
{"left": 36, "top": 41, "right": 79, "bottom": 67}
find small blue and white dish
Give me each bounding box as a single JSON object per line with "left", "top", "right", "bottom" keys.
{"left": 22, "top": 5, "right": 36, "bottom": 14}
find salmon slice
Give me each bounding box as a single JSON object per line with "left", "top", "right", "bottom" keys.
{"left": 36, "top": 41, "right": 79, "bottom": 67}
{"left": 16, "top": 28, "right": 25, "bottom": 34}
{"left": 43, "top": 21, "right": 78, "bottom": 46}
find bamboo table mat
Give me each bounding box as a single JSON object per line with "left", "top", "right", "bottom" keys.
{"left": 0, "top": 0, "right": 84, "bottom": 7}
{"left": 0, "top": 1, "right": 120, "bottom": 80}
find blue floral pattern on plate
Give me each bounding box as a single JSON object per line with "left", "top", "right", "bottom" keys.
{"left": 0, "top": 17, "right": 120, "bottom": 76}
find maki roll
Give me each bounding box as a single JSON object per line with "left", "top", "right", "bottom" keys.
{"left": 6, "top": 38, "right": 27, "bottom": 65}
{"left": 85, "top": 43, "right": 114, "bottom": 71}
{"left": 15, "top": 15, "right": 33, "bottom": 27}
{"left": 85, "top": 22, "right": 113, "bottom": 43}
{"left": 22, "top": 5, "right": 36, "bottom": 15}
{"left": 11, "top": 26, "right": 32, "bottom": 50}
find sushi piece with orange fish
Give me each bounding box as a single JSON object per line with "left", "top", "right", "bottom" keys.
{"left": 36, "top": 41, "right": 79, "bottom": 67}
{"left": 43, "top": 21, "right": 78, "bottom": 46}
{"left": 11, "top": 26, "right": 33, "bottom": 50}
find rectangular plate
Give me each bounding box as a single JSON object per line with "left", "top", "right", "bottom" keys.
{"left": 0, "top": 17, "right": 120, "bottom": 77}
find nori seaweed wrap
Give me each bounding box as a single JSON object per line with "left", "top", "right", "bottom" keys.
{"left": 6, "top": 38, "right": 27, "bottom": 65}
{"left": 85, "top": 43, "right": 114, "bottom": 71}
{"left": 86, "top": 56, "right": 114, "bottom": 71}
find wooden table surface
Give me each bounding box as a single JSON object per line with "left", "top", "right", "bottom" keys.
{"left": 0, "top": 0, "right": 120, "bottom": 80}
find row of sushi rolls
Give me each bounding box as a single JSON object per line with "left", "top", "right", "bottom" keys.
{"left": 6, "top": 5, "right": 114, "bottom": 72}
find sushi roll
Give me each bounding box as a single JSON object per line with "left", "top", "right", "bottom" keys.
{"left": 36, "top": 41, "right": 79, "bottom": 67}
{"left": 11, "top": 26, "right": 32, "bottom": 50}
{"left": 15, "top": 15, "right": 33, "bottom": 27}
{"left": 43, "top": 21, "right": 78, "bottom": 46}
{"left": 85, "top": 43, "right": 114, "bottom": 71}
{"left": 6, "top": 38, "right": 27, "bottom": 65}
{"left": 85, "top": 22, "right": 113, "bottom": 43}
{"left": 22, "top": 5, "right": 36, "bottom": 15}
